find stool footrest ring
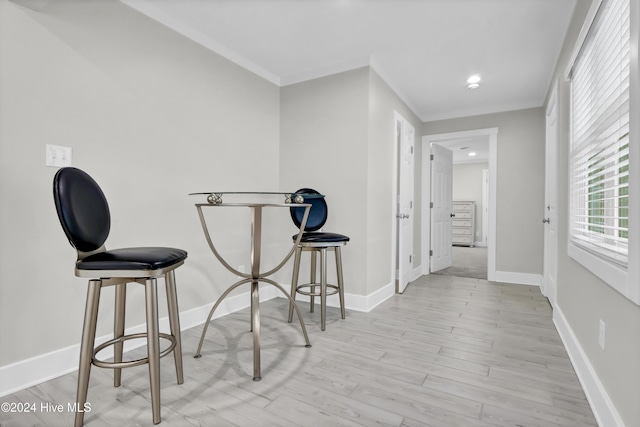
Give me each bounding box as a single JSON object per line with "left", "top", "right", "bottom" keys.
{"left": 295, "top": 283, "right": 340, "bottom": 297}
{"left": 92, "top": 332, "right": 177, "bottom": 369}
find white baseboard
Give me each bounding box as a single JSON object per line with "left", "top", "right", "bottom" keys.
{"left": 411, "top": 266, "right": 423, "bottom": 282}
{"left": 492, "top": 271, "right": 542, "bottom": 287}
{"left": 553, "top": 307, "right": 624, "bottom": 427}
{"left": 0, "top": 285, "right": 279, "bottom": 399}
{"left": 0, "top": 346, "right": 82, "bottom": 399}
{"left": 277, "top": 281, "right": 396, "bottom": 313}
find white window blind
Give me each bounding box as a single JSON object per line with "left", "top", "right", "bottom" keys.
{"left": 569, "top": 0, "right": 630, "bottom": 266}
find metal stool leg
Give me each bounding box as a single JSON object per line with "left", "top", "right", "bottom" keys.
{"left": 144, "top": 278, "right": 161, "bottom": 425}
{"left": 320, "top": 247, "right": 327, "bottom": 331}
{"left": 165, "top": 270, "right": 184, "bottom": 384}
{"left": 309, "top": 249, "right": 317, "bottom": 313}
{"left": 113, "top": 283, "right": 126, "bottom": 387}
{"left": 335, "top": 246, "right": 346, "bottom": 319}
{"left": 74, "top": 280, "right": 101, "bottom": 427}
{"left": 288, "top": 246, "right": 302, "bottom": 323}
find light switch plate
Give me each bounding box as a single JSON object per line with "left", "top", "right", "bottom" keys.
{"left": 46, "top": 144, "right": 72, "bottom": 167}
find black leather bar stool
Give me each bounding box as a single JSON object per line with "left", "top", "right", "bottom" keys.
{"left": 53, "top": 167, "right": 187, "bottom": 426}
{"left": 287, "top": 188, "right": 349, "bottom": 331}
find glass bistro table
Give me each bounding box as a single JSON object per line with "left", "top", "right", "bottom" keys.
{"left": 190, "top": 192, "right": 319, "bottom": 381}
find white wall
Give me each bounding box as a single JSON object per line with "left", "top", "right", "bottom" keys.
{"left": 0, "top": 0, "right": 281, "bottom": 369}
{"left": 279, "top": 68, "right": 370, "bottom": 296}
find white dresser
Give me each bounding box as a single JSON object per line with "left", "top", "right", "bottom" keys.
{"left": 452, "top": 201, "right": 475, "bottom": 247}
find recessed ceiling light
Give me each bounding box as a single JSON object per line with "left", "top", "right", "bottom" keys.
{"left": 468, "top": 152, "right": 477, "bottom": 157}
{"left": 467, "top": 75, "right": 481, "bottom": 84}
{"left": 467, "top": 75, "right": 481, "bottom": 89}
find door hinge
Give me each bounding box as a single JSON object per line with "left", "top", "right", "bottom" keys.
{"left": 429, "top": 250, "right": 433, "bottom": 256}
{"left": 430, "top": 202, "right": 434, "bottom": 208}
{"left": 411, "top": 146, "right": 414, "bottom": 154}
{"left": 409, "top": 255, "right": 412, "bottom": 263}
{"left": 430, "top": 154, "right": 434, "bottom": 160}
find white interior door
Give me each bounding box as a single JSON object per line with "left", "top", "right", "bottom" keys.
{"left": 430, "top": 143, "right": 453, "bottom": 272}
{"left": 543, "top": 86, "right": 559, "bottom": 307}
{"left": 396, "top": 114, "right": 414, "bottom": 293}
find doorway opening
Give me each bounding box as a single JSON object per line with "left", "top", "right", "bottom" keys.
{"left": 422, "top": 128, "right": 498, "bottom": 281}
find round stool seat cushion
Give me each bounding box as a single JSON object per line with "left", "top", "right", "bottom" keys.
{"left": 292, "top": 232, "right": 350, "bottom": 244}
{"left": 77, "top": 247, "right": 188, "bottom": 271}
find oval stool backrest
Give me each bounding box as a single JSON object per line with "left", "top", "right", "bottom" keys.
{"left": 290, "top": 188, "right": 327, "bottom": 232}
{"left": 53, "top": 167, "right": 111, "bottom": 253}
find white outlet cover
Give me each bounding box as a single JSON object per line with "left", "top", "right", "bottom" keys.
{"left": 46, "top": 144, "right": 72, "bottom": 167}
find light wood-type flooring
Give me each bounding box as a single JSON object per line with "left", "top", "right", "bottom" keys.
{"left": 432, "top": 247, "right": 488, "bottom": 280}
{"left": 0, "top": 275, "right": 597, "bottom": 426}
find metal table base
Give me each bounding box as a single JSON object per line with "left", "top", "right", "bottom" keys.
{"left": 191, "top": 195, "right": 313, "bottom": 381}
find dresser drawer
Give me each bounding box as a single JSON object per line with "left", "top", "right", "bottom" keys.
{"left": 452, "top": 219, "right": 472, "bottom": 228}
{"left": 452, "top": 235, "right": 473, "bottom": 244}
{"left": 452, "top": 203, "right": 473, "bottom": 211}
{"left": 452, "top": 227, "right": 472, "bottom": 236}
{"left": 453, "top": 211, "right": 472, "bottom": 219}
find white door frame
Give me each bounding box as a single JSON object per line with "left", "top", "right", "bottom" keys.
{"left": 422, "top": 128, "right": 498, "bottom": 280}
{"left": 543, "top": 81, "right": 559, "bottom": 307}
{"left": 482, "top": 169, "right": 489, "bottom": 246}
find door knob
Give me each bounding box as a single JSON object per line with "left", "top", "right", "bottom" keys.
{"left": 543, "top": 218, "right": 550, "bottom": 224}
{"left": 450, "top": 213, "right": 456, "bottom": 218}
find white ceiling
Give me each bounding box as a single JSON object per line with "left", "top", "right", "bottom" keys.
{"left": 434, "top": 137, "right": 490, "bottom": 165}
{"left": 122, "top": 0, "right": 576, "bottom": 122}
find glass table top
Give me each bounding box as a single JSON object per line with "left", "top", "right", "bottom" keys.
{"left": 189, "top": 191, "right": 324, "bottom": 205}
